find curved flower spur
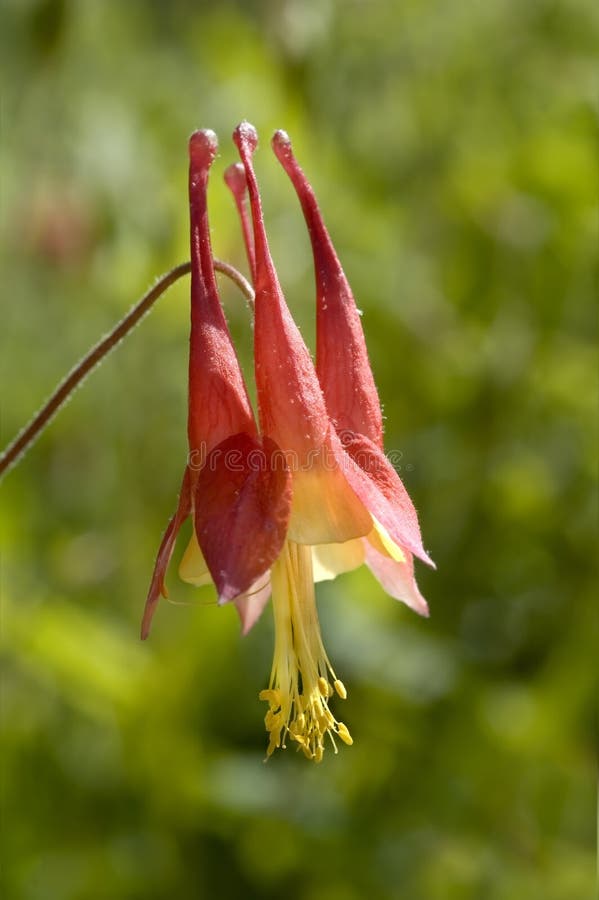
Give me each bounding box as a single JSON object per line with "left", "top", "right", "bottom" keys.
{"left": 270, "top": 130, "right": 435, "bottom": 613}
{"left": 143, "top": 123, "right": 434, "bottom": 762}
{"left": 140, "top": 130, "right": 292, "bottom": 641}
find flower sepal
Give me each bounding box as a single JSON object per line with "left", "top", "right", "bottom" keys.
{"left": 192, "top": 432, "right": 292, "bottom": 603}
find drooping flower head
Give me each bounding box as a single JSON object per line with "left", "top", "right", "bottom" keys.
{"left": 142, "top": 123, "right": 434, "bottom": 762}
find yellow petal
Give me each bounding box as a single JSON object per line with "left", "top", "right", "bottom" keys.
{"left": 312, "top": 539, "right": 365, "bottom": 582}
{"left": 367, "top": 518, "right": 406, "bottom": 563}
{"left": 287, "top": 453, "right": 372, "bottom": 545}
{"left": 179, "top": 530, "right": 213, "bottom": 586}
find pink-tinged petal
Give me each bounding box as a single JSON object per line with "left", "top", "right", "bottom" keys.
{"left": 233, "top": 122, "right": 371, "bottom": 545}
{"left": 187, "top": 130, "right": 256, "bottom": 453}
{"left": 141, "top": 468, "right": 191, "bottom": 639}
{"left": 368, "top": 519, "right": 406, "bottom": 563}
{"left": 272, "top": 130, "right": 383, "bottom": 448}
{"left": 234, "top": 576, "right": 272, "bottom": 635}
{"left": 340, "top": 430, "right": 435, "bottom": 568}
{"left": 193, "top": 432, "right": 292, "bottom": 603}
{"left": 364, "top": 540, "right": 429, "bottom": 617}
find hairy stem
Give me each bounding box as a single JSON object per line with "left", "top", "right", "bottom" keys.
{"left": 0, "top": 259, "right": 255, "bottom": 479}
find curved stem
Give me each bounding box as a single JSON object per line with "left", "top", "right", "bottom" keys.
{"left": 214, "top": 258, "right": 255, "bottom": 311}
{"left": 0, "top": 259, "right": 255, "bottom": 480}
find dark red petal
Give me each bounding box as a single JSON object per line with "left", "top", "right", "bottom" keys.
{"left": 188, "top": 130, "right": 256, "bottom": 453}
{"left": 194, "top": 432, "right": 292, "bottom": 603}
{"left": 272, "top": 130, "right": 383, "bottom": 448}
{"left": 141, "top": 468, "right": 192, "bottom": 640}
{"left": 340, "top": 431, "right": 435, "bottom": 568}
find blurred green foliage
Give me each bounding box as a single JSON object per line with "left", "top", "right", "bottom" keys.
{"left": 1, "top": 1, "right": 597, "bottom": 898}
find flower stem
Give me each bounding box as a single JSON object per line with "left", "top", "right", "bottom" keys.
{"left": 0, "top": 259, "right": 255, "bottom": 480}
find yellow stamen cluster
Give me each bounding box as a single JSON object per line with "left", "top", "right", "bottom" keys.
{"left": 260, "top": 540, "right": 353, "bottom": 762}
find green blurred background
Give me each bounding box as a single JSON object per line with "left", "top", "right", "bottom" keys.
{"left": 2, "top": 1, "right": 597, "bottom": 898}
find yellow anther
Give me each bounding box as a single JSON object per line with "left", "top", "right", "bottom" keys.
{"left": 314, "top": 745, "right": 324, "bottom": 763}
{"left": 301, "top": 744, "right": 313, "bottom": 760}
{"left": 259, "top": 689, "right": 281, "bottom": 706}
{"left": 318, "top": 677, "right": 330, "bottom": 697}
{"left": 337, "top": 723, "right": 353, "bottom": 746}
{"left": 334, "top": 679, "right": 347, "bottom": 699}
{"left": 264, "top": 709, "right": 283, "bottom": 731}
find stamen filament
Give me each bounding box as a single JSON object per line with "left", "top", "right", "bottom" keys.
{"left": 261, "top": 539, "right": 352, "bottom": 762}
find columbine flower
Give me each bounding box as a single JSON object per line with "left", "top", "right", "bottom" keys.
{"left": 142, "top": 123, "right": 434, "bottom": 763}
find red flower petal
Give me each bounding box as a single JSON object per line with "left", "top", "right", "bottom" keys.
{"left": 340, "top": 430, "right": 435, "bottom": 568}
{"left": 141, "top": 467, "right": 192, "bottom": 639}
{"left": 193, "top": 432, "right": 292, "bottom": 603}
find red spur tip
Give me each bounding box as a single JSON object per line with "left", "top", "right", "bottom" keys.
{"left": 271, "top": 129, "right": 303, "bottom": 181}
{"left": 271, "top": 129, "right": 292, "bottom": 158}
{"left": 233, "top": 121, "right": 258, "bottom": 155}
{"left": 224, "top": 162, "right": 248, "bottom": 199}
{"left": 189, "top": 129, "right": 219, "bottom": 169}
